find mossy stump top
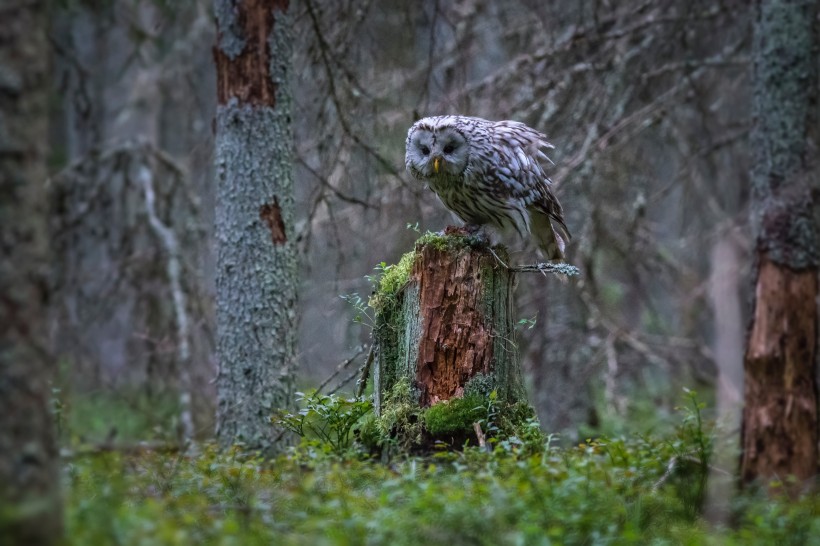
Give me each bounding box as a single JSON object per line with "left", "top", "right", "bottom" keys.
{"left": 370, "top": 231, "right": 532, "bottom": 449}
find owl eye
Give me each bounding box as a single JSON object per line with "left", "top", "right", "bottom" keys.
{"left": 443, "top": 144, "right": 455, "bottom": 154}
{"left": 420, "top": 145, "right": 430, "bottom": 155}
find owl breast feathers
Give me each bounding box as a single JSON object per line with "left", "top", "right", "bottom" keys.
{"left": 405, "top": 115, "right": 571, "bottom": 261}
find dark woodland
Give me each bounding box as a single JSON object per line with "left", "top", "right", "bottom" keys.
{"left": 1, "top": 0, "right": 818, "bottom": 544}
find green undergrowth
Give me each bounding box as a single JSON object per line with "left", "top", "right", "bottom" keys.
{"left": 273, "top": 385, "right": 534, "bottom": 455}
{"left": 54, "top": 388, "right": 183, "bottom": 445}
{"left": 64, "top": 391, "right": 820, "bottom": 545}
{"left": 373, "top": 380, "right": 539, "bottom": 452}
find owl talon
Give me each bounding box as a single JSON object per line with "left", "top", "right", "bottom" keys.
{"left": 464, "top": 225, "right": 491, "bottom": 248}
{"left": 467, "top": 234, "right": 490, "bottom": 249}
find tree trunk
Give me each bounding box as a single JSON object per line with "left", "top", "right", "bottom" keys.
{"left": 741, "top": 0, "right": 818, "bottom": 489}
{"left": 213, "top": 0, "right": 297, "bottom": 453}
{"left": 706, "top": 226, "right": 745, "bottom": 520}
{"left": 0, "top": 0, "right": 63, "bottom": 542}
{"left": 372, "top": 234, "right": 529, "bottom": 449}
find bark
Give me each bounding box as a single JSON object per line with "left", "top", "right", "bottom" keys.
{"left": 411, "top": 244, "right": 518, "bottom": 407}
{"left": 214, "top": 0, "right": 297, "bottom": 453}
{"left": 0, "top": 0, "right": 63, "bottom": 542}
{"left": 741, "top": 0, "right": 818, "bottom": 489}
{"left": 373, "top": 235, "right": 528, "bottom": 446}
{"left": 742, "top": 258, "right": 817, "bottom": 484}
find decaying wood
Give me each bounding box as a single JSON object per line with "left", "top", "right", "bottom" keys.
{"left": 414, "top": 244, "right": 497, "bottom": 406}
{"left": 740, "top": 0, "right": 819, "bottom": 489}
{"left": 214, "top": 0, "right": 288, "bottom": 106}
{"left": 741, "top": 255, "right": 818, "bottom": 487}
{"left": 373, "top": 237, "right": 526, "bottom": 417}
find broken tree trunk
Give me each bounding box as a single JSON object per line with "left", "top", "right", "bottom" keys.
{"left": 740, "top": 0, "right": 818, "bottom": 491}
{"left": 370, "top": 232, "right": 542, "bottom": 449}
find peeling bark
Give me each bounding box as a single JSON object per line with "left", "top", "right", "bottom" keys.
{"left": 259, "top": 199, "right": 287, "bottom": 245}
{"left": 214, "top": 0, "right": 289, "bottom": 106}
{"left": 741, "top": 256, "right": 818, "bottom": 484}
{"left": 414, "top": 245, "right": 496, "bottom": 406}
{"left": 374, "top": 237, "right": 526, "bottom": 418}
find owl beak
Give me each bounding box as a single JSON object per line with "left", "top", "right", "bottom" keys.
{"left": 433, "top": 156, "right": 441, "bottom": 174}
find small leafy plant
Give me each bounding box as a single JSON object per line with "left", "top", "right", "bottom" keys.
{"left": 273, "top": 391, "right": 373, "bottom": 455}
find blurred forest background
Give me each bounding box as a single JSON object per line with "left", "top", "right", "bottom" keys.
{"left": 45, "top": 0, "right": 763, "bottom": 447}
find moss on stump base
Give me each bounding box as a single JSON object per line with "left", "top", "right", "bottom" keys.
{"left": 370, "top": 231, "right": 534, "bottom": 450}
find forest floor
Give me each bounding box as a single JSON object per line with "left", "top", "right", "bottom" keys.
{"left": 61, "top": 391, "right": 819, "bottom": 545}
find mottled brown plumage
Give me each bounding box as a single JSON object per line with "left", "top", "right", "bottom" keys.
{"left": 406, "top": 115, "right": 570, "bottom": 260}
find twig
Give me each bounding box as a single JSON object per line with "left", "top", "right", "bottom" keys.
{"left": 355, "top": 343, "right": 376, "bottom": 398}
{"left": 510, "top": 262, "right": 581, "bottom": 276}
{"left": 328, "top": 366, "right": 362, "bottom": 395}
{"left": 487, "top": 246, "right": 510, "bottom": 268}
{"left": 652, "top": 454, "right": 730, "bottom": 492}
{"left": 315, "top": 344, "right": 367, "bottom": 395}
{"left": 652, "top": 456, "right": 679, "bottom": 491}
{"left": 486, "top": 246, "right": 580, "bottom": 277}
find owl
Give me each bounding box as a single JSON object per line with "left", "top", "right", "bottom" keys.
{"left": 405, "top": 115, "right": 570, "bottom": 261}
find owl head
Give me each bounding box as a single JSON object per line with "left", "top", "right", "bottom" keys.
{"left": 405, "top": 116, "right": 471, "bottom": 179}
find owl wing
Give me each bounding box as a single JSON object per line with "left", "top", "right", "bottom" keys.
{"left": 491, "top": 121, "right": 571, "bottom": 243}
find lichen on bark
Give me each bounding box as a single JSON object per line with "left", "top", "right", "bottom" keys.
{"left": 749, "top": 0, "right": 818, "bottom": 270}
{"left": 213, "top": 0, "right": 297, "bottom": 454}
{"left": 741, "top": 0, "right": 819, "bottom": 488}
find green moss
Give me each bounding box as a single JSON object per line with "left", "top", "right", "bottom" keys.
{"left": 369, "top": 231, "right": 481, "bottom": 315}
{"left": 415, "top": 230, "right": 464, "bottom": 251}
{"left": 369, "top": 251, "right": 416, "bottom": 312}
{"left": 377, "top": 377, "right": 422, "bottom": 447}
{"left": 422, "top": 394, "right": 488, "bottom": 436}
{"left": 369, "top": 250, "right": 417, "bottom": 397}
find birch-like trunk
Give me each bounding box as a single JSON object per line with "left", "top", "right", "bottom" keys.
{"left": 214, "top": 0, "right": 297, "bottom": 453}
{"left": 0, "top": 1, "right": 63, "bottom": 542}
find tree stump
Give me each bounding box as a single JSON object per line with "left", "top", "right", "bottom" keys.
{"left": 370, "top": 232, "right": 532, "bottom": 449}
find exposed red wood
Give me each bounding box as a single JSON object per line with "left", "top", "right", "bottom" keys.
{"left": 741, "top": 254, "right": 818, "bottom": 489}
{"left": 259, "top": 198, "right": 286, "bottom": 245}
{"left": 413, "top": 245, "right": 493, "bottom": 407}
{"left": 214, "top": 0, "right": 289, "bottom": 106}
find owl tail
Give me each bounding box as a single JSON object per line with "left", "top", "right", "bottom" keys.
{"left": 529, "top": 208, "right": 569, "bottom": 261}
